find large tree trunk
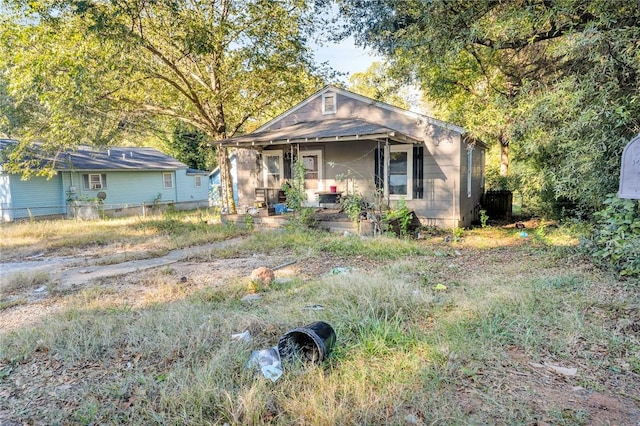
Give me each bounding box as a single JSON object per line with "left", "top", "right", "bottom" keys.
{"left": 499, "top": 133, "right": 509, "bottom": 177}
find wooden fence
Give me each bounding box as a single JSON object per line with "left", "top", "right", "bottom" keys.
{"left": 482, "top": 190, "right": 513, "bottom": 219}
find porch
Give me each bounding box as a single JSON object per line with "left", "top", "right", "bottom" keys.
{"left": 222, "top": 207, "right": 376, "bottom": 235}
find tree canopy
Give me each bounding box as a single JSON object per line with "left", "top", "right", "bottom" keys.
{"left": 348, "top": 61, "right": 410, "bottom": 109}
{"left": 336, "top": 0, "right": 640, "bottom": 216}
{"left": 1, "top": 0, "right": 330, "bottom": 212}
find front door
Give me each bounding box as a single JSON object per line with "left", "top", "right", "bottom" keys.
{"left": 301, "top": 150, "right": 323, "bottom": 206}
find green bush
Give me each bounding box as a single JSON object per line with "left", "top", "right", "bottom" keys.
{"left": 384, "top": 199, "right": 413, "bottom": 237}
{"left": 586, "top": 195, "right": 640, "bottom": 277}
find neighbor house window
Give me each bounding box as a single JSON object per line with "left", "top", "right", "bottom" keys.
{"left": 82, "top": 173, "right": 107, "bottom": 190}
{"left": 163, "top": 172, "right": 174, "bottom": 189}
{"left": 195, "top": 176, "right": 202, "bottom": 187}
{"left": 322, "top": 93, "right": 337, "bottom": 114}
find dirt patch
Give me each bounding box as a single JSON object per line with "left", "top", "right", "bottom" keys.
{"left": 455, "top": 346, "right": 640, "bottom": 425}
{"left": 0, "top": 240, "right": 377, "bottom": 334}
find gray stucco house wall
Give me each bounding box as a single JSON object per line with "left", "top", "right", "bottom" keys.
{"left": 225, "top": 85, "right": 486, "bottom": 228}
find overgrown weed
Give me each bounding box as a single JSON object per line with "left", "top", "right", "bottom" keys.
{"left": 0, "top": 271, "right": 51, "bottom": 294}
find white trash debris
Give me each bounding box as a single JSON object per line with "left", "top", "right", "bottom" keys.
{"left": 246, "top": 346, "right": 283, "bottom": 382}
{"left": 231, "top": 330, "right": 251, "bottom": 342}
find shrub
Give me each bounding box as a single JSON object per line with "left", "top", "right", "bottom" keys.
{"left": 585, "top": 195, "right": 640, "bottom": 277}
{"left": 342, "top": 194, "right": 365, "bottom": 229}
{"left": 384, "top": 199, "right": 413, "bottom": 237}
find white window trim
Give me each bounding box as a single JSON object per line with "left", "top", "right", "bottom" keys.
{"left": 385, "top": 144, "right": 413, "bottom": 201}
{"left": 194, "top": 175, "right": 202, "bottom": 188}
{"left": 84, "top": 173, "right": 106, "bottom": 190}
{"left": 322, "top": 93, "right": 337, "bottom": 115}
{"left": 262, "top": 150, "right": 284, "bottom": 187}
{"left": 163, "top": 172, "right": 174, "bottom": 189}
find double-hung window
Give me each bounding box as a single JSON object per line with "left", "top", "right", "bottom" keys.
{"left": 163, "top": 173, "right": 174, "bottom": 189}
{"left": 82, "top": 173, "right": 107, "bottom": 190}
{"left": 387, "top": 145, "right": 413, "bottom": 199}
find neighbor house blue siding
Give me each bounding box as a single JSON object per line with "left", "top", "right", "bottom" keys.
{"left": 1, "top": 141, "right": 211, "bottom": 221}
{"left": 61, "top": 170, "right": 209, "bottom": 206}
{"left": 65, "top": 170, "right": 181, "bottom": 205}
{"left": 1, "top": 172, "right": 65, "bottom": 220}
{"left": 176, "top": 171, "right": 209, "bottom": 203}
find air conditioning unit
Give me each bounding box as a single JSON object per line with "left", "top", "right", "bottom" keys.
{"left": 92, "top": 183, "right": 102, "bottom": 189}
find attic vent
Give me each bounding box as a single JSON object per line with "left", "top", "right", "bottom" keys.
{"left": 322, "top": 93, "right": 337, "bottom": 115}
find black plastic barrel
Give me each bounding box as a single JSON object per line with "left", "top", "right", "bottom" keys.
{"left": 277, "top": 321, "right": 336, "bottom": 364}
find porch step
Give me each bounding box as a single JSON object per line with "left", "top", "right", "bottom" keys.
{"left": 222, "top": 213, "right": 374, "bottom": 235}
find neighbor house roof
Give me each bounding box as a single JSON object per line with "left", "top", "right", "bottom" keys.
{"left": 0, "top": 140, "right": 189, "bottom": 171}
{"left": 221, "top": 118, "right": 422, "bottom": 147}
{"left": 56, "top": 146, "right": 188, "bottom": 171}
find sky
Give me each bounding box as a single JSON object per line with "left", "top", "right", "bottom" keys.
{"left": 314, "top": 37, "right": 427, "bottom": 113}
{"left": 313, "top": 36, "right": 382, "bottom": 81}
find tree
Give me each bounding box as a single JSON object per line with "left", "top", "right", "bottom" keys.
{"left": 348, "top": 61, "right": 410, "bottom": 109}
{"left": 1, "top": 0, "right": 327, "bottom": 213}
{"left": 167, "top": 124, "right": 213, "bottom": 172}
{"left": 335, "top": 0, "right": 640, "bottom": 216}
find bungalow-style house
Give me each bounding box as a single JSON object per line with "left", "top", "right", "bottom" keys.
{"left": 0, "top": 140, "right": 210, "bottom": 221}
{"left": 221, "top": 85, "right": 487, "bottom": 228}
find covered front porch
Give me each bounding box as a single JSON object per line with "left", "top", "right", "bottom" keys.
{"left": 221, "top": 118, "right": 423, "bottom": 212}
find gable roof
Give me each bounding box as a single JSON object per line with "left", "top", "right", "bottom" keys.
{"left": 0, "top": 140, "right": 188, "bottom": 171}
{"left": 255, "top": 85, "right": 466, "bottom": 135}
{"left": 222, "top": 118, "right": 422, "bottom": 147}
{"left": 61, "top": 146, "right": 188, "bottom": 171}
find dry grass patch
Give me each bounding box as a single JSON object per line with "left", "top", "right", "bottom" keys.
{"left": 0, "top": 270, "right": 52, "bottom": 294}
{"left": 0, "top": 210, "right": 244, "bottom": 262}
{"left": 0, "top": 225, "right": 638, "bottom": 425}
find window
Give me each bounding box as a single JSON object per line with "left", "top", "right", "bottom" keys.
{"left": 195, "top": 175, "right": 202, "bottom": 187}
{"left": 302, "top": 154, "right": 318, "bottom": 189}
{"left": 388, "top": 145, "right": 413, "bottom": 199}
{"left": 322, "top": 93, "right": 337, "bottom": 114}
{"left": 82, "top": 173, "right": 107, "bottom": 190}
{"left": 163, "top": 172, "right": 174, "bottom": 189}
{"left": 374, "top": 145, "right": 423, "bottom": 200}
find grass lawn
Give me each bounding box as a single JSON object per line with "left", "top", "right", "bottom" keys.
{"left": 1, "top": 215, "right": 639, "bottom": 425}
